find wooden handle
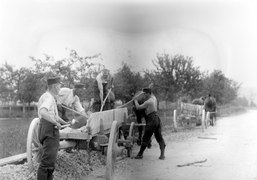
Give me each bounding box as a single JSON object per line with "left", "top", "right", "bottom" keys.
{"left": 116, "top": 91, "right": 144, "bottom": 109}
{"left": 61, "top": 104, "right": 89, "bottom": 118}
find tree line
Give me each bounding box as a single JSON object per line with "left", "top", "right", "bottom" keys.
{"left": 0, "top": 49, "right": 245, "bottom": 108}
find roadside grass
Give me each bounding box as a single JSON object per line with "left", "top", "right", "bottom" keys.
{"left": 0, "top": 122, "right": 30, "bottom": 159}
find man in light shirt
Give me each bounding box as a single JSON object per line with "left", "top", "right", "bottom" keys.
{"left": 57, "top": 83, "right": 88, "bottom": 128}
{"left": 37, "top": 77, "right": 68, "bottom": 180}
{"left": 134, "top": 87, "right": 166, "bottom": 160}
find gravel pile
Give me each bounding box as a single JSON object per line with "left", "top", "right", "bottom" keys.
{"left": 0, "top": 150, "right": 107, "bottom": 180}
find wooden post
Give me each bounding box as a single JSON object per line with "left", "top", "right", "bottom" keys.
{"left": 9, "top": 105, "right": 12, "bottom": 117}
{"left": 173, "top": 110, "right": 177, "bottom": 131}
{"left": 206, "top": 112, "right": 210, "bottom": 129}
{"left": 201, "top": 109, "right": 205, "bottom": 132}
{"left": 100, "top": 118, "right": 104, "bottom": 135}
{"left": 113, "top": 109, "right": 115, "bottom": 121}
{"left": 22, "top": 103, "right": 26, "bottom": 116}
{"left": 124, "top": 112, "right": 127, "bottom": 124}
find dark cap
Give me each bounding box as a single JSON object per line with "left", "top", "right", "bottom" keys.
{"left": 47, "top": 77, "right": 61, "bottom": 85}
{"left": 74, "top": 83, "right": 85, "bottom": 89}
{"left": 142, "top": 87, "right": 152, "bottom": 94}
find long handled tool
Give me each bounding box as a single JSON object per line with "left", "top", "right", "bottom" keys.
{"left": 100, "top": 78, "right": 114, "bottom": 112}
{"left": 116, "top": 83, "right": 153, "bottom": 109}
{"left": 116, "top": 91, "right": 144, "bottom": 109}
{"left": 61, "top": 104, "right": 89, "bottom": 118}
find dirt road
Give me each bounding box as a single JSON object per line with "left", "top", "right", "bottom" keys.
{"left": 107, "top": 110, "right": 257, "bottom": 180}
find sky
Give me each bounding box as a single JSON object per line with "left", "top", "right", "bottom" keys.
{"left": 1, "top": 0, "right": 257, "bottom": 96}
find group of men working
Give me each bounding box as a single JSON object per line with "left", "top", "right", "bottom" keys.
{"left": 36, "top": 69, "right": 113, "bottom": 180}
{"left": 36, "top": 69, "right": 166, "bottom": 180}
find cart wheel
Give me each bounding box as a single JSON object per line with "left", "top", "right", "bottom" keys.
{"left": 106, "top": 121, "right": 118, "bottom": 180}
{"left": 26, "top": 118, "right": 42, "bottom": 172}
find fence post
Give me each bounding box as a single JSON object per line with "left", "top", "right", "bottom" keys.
{"left": 206, "top": 112, "right": 210, "bottom": 129}
{"left": 173, "top": 110, "right": 177, "bottom": 131}
{"left": 201, "top": 109, "right": 205, "bottom": 132}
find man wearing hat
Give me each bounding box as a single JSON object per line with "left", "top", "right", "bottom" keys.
{"left": 92, "top": 69, "right": 115, "bottom": 112}
{"left": 134, "top": 87, "right": 166, "bottom": 160}
{"left": 37, "top": 76, "right": 69, "bottom": 180}
{"left": 57, "top": 82, "right": 88, "bottom": 129}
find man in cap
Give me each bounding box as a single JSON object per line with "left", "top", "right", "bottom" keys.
{"left": 92, "top": 69, "right": 115, "bottom": 112}
{"left": 37, "top": 76, "right": 69, "bottom": 180}
{"left": 57, "top": 82, "right": 88, "bottom": 129}
{"left": 134, "top": 87, "right": 166, "bottom": 160}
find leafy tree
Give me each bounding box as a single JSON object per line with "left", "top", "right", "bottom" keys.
{"left": 202, "top": 70, "right": 240, "bottom": 104}
{"left": 29, "top": 49, "right": 103, "bottom": 102}
{"left": 18, "top": 71, "right": 43, "bottom": 107}
{"left": 0, "top": 63, "right": 18, "bottom": 105}
{"left": 114, "top": 63, "right": 145, "bottom": 102}
{"left": 146, "top": 53, "right": 203, "bottom": 102}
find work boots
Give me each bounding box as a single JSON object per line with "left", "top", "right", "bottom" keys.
{"left": 134, "top": 153, "right": 143, "bottom": 159}
{"left": 159, "top": 145, "right": 166, "bottom": 160}
{"left": 135, "top": 144, "right": 147, "bottom": 159}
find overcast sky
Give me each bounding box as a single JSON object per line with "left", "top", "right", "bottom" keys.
{"left": 1, "top": 0, "right": 257, "bottom": 92}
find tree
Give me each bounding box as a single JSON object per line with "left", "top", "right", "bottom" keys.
{"left": 114, "top": 63, "right": 145, "bottom": 102}
{"left": 146, "top": 53, "right": 204, "bottom": 102}
{"left": 0, "top": 62, "right": 18, "bottom": 105}
{"left": 30, "top": 49, "right": 103, "bottom": 102}
{"left": 18, "top": 71, "right": 43, "bottom": 107}
{"left": 202, "top": 70, "right": 240, "bottom": 104}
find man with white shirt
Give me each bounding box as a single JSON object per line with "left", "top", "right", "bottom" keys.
{"left": 134, "top": 87, "right": 166, "bottom": 160}
{"left": 57, "top": 83, "right": 88, "bottom": 128}
{"left": 37, "top": 77, "right": 68, "bottom": 180}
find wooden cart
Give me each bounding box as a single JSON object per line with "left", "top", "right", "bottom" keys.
{"left": 26, "top": 108, "right": 136, "bottom": 180}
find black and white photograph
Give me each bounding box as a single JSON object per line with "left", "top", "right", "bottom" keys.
{"left": 1, "top": 0, "right": 257, "bottom": 179}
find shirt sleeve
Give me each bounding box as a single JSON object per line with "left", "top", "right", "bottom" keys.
{"left": 39, "top": 94, "right": 53, "bottom": 112}
{"left": 73, "top": 95, "right": 84, "bottom": 113}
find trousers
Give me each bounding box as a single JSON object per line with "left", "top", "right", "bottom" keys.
{"left": 37, "top": 119, "right": 60, "bottom": 180}
{"left": 139, "top": 112, "right": 166, "bottom": 154}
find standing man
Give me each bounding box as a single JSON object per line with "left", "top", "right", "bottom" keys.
{"left": 204, "top": 93, "right": 217, "bottom": 126}
{"left": 37, "top": 77, "right": 68, "bottom": 180}
{"left": 92, "top": 69, "right": 114, "bottom": 112}
{"left": 57, "top": 83, "right": 88, "bottom": 128}
{"left": 134, "top": 87, "right": 166, "bottom": 160}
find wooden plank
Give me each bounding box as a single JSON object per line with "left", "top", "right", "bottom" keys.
{"left": 88, "top": 108, "right": 128, "bottom": 136}
{"left": 180, "top": 102, "right": 203, "bottom": 116}
{"left": 125, "top": 123, "right": 146, "bottom": 126}
{"left": 0, "top": 153, "right": 27, "bottom": 166}
{"left": 59, "top": 108, "right": 128, "bottom": 140}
